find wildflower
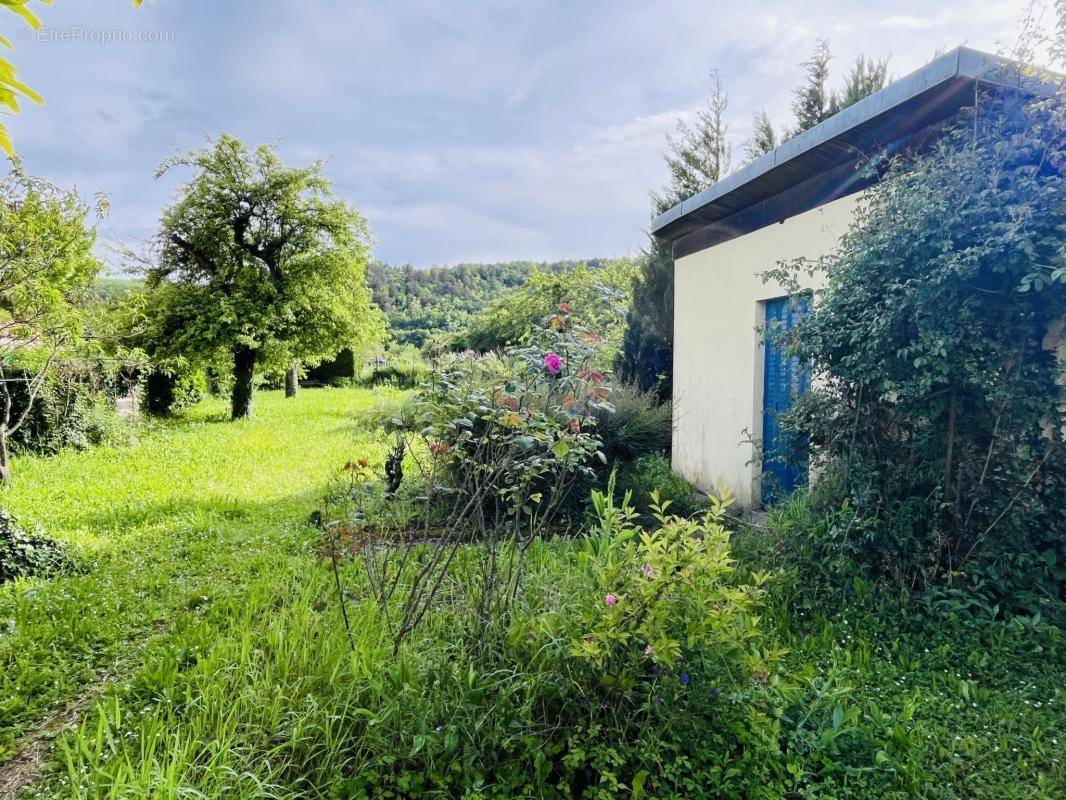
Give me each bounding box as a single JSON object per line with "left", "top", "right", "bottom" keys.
{"left": 604, "top": 593, "right": 618, "bottom": 607}
{"left": 560, "top": 301, "right": 570, "bottom": 313}
{"left": 644, "top": 645, "right": 654, "bottom": 656}
{"left": 584, "top": 634, "right": 595, "bottom": 644}
{"left": 544, "top": 353, "right": 563, "bottom": 374}
{"left": 357, "top": 457, "right": 369, "bottom": 468}
{"left": 641, "top": 563, "right": 657, "bottom": 579}
{"left": 679, "top": 672, "right": 690, "bottom": 686}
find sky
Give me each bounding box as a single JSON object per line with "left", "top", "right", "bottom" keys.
{"left": 4, "top": 0, "right": 1051, "bottom": 269}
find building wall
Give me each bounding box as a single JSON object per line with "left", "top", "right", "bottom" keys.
{"left": 672, "top": 193, "right": 860, "bottom": 507}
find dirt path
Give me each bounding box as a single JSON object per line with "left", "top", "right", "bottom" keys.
{"left": 0, "top": 677, "right": 109, "bottom": 800}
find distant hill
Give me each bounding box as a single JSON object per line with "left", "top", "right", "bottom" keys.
{"left": 94, "top": 276, "right": 144, "bottom": 302}
{"left": 91, "top": 261, "right": 623, "bottom": 349}
{"left": 368, "top": 259, "right": 617, "bottom": 347}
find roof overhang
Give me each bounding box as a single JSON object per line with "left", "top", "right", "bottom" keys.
{"left": 652, "top": 46, "right": 1059, "bottom": 244}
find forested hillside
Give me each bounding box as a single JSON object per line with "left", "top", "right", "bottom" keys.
{"left": 366, "top": 258, "right": 614, "bottom": 347}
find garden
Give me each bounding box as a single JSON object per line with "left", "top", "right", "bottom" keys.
{"left": 0, "top": 2, "right": 1064, "bottom": 798}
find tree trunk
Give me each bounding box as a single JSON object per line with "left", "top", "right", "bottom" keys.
{"left": 285, "top": 363, "right": 299, "bottom": 398}
{"left": 942, "top": 386, "right": 958, "bottom": 504}
{"left": 231, "top": 345, "right": 257, "bottom": 420}
{"left": 0, "top": 433, "right": 10, "bottom": 485}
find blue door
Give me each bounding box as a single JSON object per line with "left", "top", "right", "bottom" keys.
{"left": 761, "top": 296, "right": 811, "bottom": 506}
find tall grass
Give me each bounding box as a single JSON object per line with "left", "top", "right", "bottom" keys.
{"left": 0, "top": 389, "right": 395, "bottom": 764}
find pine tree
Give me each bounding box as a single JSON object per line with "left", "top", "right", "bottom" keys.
{"left": 617, "top": 71, "right": 731, "bottom": 399}
{"left": 791, "top": 39, "right": 834, "bottom": 134}
{"left": 838, "top": 55, "right": 888, "bottom": 110}
{"left": 744, "top": 110, "right": 777, "bottom": 163}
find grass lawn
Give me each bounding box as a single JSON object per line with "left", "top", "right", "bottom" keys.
{"left": 0, "top": 387, "right": 1062, "bottom": 799}
{"left": 0, "top": 387, "right": 396, "bottom": 795}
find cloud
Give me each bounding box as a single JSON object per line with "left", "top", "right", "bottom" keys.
{"left": 876, "top": 15, "right": 944, "bottom": 30}
{"left": 5, "top": 0, "right": 1035, "bottom": 268}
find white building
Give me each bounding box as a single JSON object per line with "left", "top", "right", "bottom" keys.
{"left": 651, "top": 47, "right": 1066, "bottom": 509}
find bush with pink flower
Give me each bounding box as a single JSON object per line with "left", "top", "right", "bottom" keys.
{"left": 569, "top": 477, "right": 774, "bottom": 704}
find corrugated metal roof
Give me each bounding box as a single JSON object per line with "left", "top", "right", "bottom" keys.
{"left": 652, "top": 47, "right": 1057, "bottom": 242}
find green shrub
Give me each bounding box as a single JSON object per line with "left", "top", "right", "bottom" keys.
{"left": 8, "top": 361, "right": 129, "bottom": 455}
{"left": 353, "top": 393, "right": 412, "bottom": 433}
{"left": 143, "top": 368, "right": 207, "bottom": 416}
{"left": 766, "top": 82, "right": 1066, "bottom": 606}
{"left": 591, "top": 383, "right": 671, "bottom": 465}
{"left": 0, "top": 508, "right": 73, "bottom": 583}
{"left": 358, "top": 361, "right": 430, "bottom": 388}
{"left": 615, "top": 454, "right": 705, "bottom": 519}
{"left": 313, "top": 486, "right": 780, "bottom": 799}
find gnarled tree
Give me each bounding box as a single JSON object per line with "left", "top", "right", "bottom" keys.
{"left": 146, "top": 135, "right": 383, "bottom": 419}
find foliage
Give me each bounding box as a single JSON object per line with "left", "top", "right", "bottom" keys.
{"left": 571, "top": 485, "right": 769, "bottom": 695}
{"left": 359, "top": 360, "right": 430, "bottom": 389}
{"left": 1, "top": 388, "right": 1060, "bottom": 799}
{"left": 766, "top": 78, "right": 1066, "bottom": 605}
{"left": 6, "top": 359, "right": 128, "bottom": 454}
{"left": 614, "top": 454, "right": 704, "bottom": 519}
{"left": 459, "top": 260, "right": 637, "bottom": 364}
{"left": 663, "top": 69, "right": 731, "bottom": 203}
{"left": 0, "top": 170, "right": 103, "bottom": 481}
{"left": 368, "top": 258, "right": 616, "bottom": 348}
{"left": 791, "top": 40, "right": 834, "bottom": 134}
{"left": 321, "top": 304, "right": 613, "bottom": 651}
{"left": 144, "top": 134, "right": 384, "bottom": 419}
{"left": 591, "top": 382, "right": 671, "bottom": 465}
{"left": 0, "top": 506, "right": 72, "bottom": 583}
{"left": 745, "top": 109, "right": 778, "bottom": 162}
{"left": 790, "top": 41, "right": 888, "bottom": 134}
{"left": 617, "top": 73, "right": 729, "bottom": 400}
{"left": 142, "top": 366, "right": 207, "bottom": 416}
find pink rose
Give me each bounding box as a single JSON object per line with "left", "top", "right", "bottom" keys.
{"left": 543, "top": 353, "right": 563, "bottom": 374}
{"left": 604, "top": 593, "right": 618, "bottom": 607}
{"left": 644, "top": 645, "right": 654, "bottom": 656}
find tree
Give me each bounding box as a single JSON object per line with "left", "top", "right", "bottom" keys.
{"left": 146, "top": 135, "right": 384, "bottom": 420}
{"left": 838, "top": 55, "right": 888, "bottom": 109}
{"left": 744, "top": 110, "right": 777, "bottom": 163}
{"left": 617, "top": 72, "right": 730, "bottom": 398}
{"left": 791, "top": 43, "right": 888, "bottom": 135}
{"left": 662, "top": 70, "right": 731, "bottom": 206}
{"left": 459, "top": 260, "right": 638, "bottom": 366}
{"left": 0, "top": 170, "right": 101, "bottom": 482}
{"left": 791, "top": 39, "right": 833, "bottom": 134}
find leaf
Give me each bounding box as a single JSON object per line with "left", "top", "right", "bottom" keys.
{"left": 409, "top": 733, "right": 426, "bottom": 757}
{"left": 632, "top": 770, "right": 649, "bottom": 798}
{"left": 551, "top": 440, "right": 570, "bottom": 458}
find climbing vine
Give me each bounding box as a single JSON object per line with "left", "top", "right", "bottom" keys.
{"left": 766, "top": 72, "right": 1066, "bottom": 607}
